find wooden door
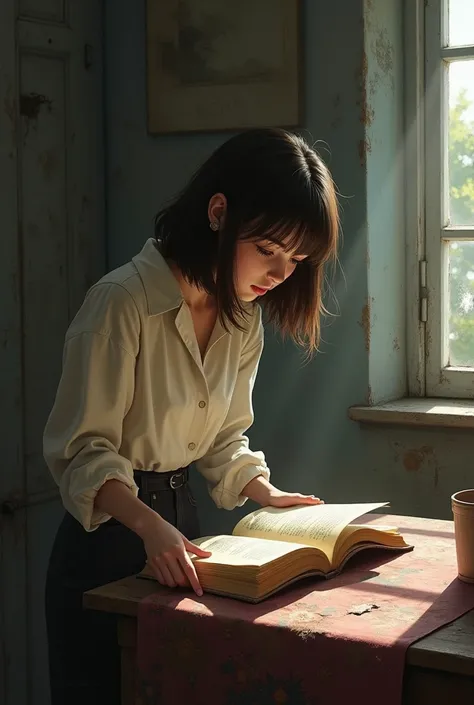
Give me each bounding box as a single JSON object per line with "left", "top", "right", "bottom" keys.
{"left": 0, "top": 2, "right": 105, "bottom": 703}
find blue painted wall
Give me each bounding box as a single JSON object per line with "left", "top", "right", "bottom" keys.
{"left": 105, "top": 0, "right": 473, "bottom": 535}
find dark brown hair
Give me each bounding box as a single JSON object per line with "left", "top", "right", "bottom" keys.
{"left": 155, "top": 128, "right": 340, "bottom": 353}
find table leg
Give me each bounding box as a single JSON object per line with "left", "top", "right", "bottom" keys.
{"left": 117, "top": 617, "right": 138, "bottom": 705}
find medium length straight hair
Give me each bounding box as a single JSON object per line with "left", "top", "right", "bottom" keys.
{"left": 155, "top": 128, "right": 340, "bottom": 353}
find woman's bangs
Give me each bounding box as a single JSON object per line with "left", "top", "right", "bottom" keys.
{"left": 242, "top": 215, "right": 323, "bottom": 259}
{"left": 270, "top": 220, "right": 321, "bottom": 259}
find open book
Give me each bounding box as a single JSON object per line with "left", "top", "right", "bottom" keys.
{"left": 139, "top": 502, "right": 412, "bottom": 602}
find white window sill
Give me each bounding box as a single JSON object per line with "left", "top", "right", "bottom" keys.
{"left": 349, "top": 398, "right": 474, "bottom": 430}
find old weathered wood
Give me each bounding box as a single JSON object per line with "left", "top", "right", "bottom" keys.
{"left": 84, "top": 575, "right": 156, "bottom": 617}
{"left": 406, "top": 609, "right": 474, "bottom": 676}
{"left": 349, "top": 397, "right": 474, "bottom": 429}
{"left": 0, "top": 0, "right": 27, "bottom": 701}
{"left": 0, "top": 2, "right": 105, "bottom": 703}
{"left": 403, "top": 667, "right": 474, "bottom": 705}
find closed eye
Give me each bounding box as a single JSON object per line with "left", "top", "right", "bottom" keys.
{"left": 256, "top": 244, "right": 304, "bottom": 265}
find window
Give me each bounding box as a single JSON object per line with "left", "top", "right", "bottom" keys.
{"left": 421, "top": 0, "right": 474, "bottom": 398}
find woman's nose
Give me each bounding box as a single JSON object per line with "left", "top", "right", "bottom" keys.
{"left": 268, "top": 261, "right": 289, "bottom": 284}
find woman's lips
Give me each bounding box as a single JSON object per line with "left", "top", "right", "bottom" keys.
{"left": 251, "top": 285, "right": 269, "bottom": 296}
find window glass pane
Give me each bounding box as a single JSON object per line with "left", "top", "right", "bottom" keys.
{"left": 448, "top": 0, "right": 474, "bottom": 47}
{"left": 448, "top": 59, "right": 474, "bottom": 227}
{"left": 448, "top": 240, "right": 474, "bottom": 366}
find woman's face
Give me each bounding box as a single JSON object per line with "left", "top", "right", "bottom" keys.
{"left": 207, "top": 194, "right": 308, "bottom": 301}
{"left": 234, "top": 238, "right": 308, "bottom": 302}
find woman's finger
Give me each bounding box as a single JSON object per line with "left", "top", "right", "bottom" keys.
{"left": 164, "top": 554, "right": 190, "bottom": 587}
{"left": 184, "top": 540, "right": 212, "bottom": 559}
{"left": 304, "top": 494, "right": 324, "bottom": 504}
{"left": 150, "top": 562, "right": 165, "bottom": 586}
{"left": 291, "top": 493, "right": 324, "bottom": 505}
{"left": 179, "top": 552, "right": 203, "bottom": 597}
{"left": 154, "top": 557, "right": 176, "bottom": 587}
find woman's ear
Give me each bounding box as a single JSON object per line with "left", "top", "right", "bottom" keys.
{"left": 208, "top": 193, "right": 227, "bottom": 230}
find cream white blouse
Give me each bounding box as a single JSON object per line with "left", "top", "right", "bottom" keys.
{"left": 43, "top": 238, "right": 270, "bottom": 531}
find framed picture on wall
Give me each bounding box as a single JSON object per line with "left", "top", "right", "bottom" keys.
{"left": 145, "top": 0, "right": 301, "bottom": 134}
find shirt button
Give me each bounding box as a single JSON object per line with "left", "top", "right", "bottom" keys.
{"left": 188, "top": 442, "right": 196, "bottom": 451}
{"left": 198, "top": 401, "right": 206, "bottom": 409}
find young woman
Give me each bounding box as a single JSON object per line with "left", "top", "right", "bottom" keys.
{"left": 43, "top": 127, "right": 340, "bottom": 705}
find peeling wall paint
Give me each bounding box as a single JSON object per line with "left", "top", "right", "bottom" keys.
{"left": 363, "top": 0, "right": 406, "bottom": 405}
{"left": 19, "top": 92, "right": 52, "bottom": 120}
{"left": 402, "top": 446, "right": 434, "bottom": 472}
{"left": 359, "top": 299, "right": 372, "bottom": 352}
{"left": 106, "top": 0, "right": 474, "bottom": 530}
{"left": 375, "top": 29, "right": 394, "bottom": 76}
{"left": 358, "top": 137, "right": 372, "bottom": 166}
{"left": 357, "top": 51, "right": 375, "bottom": 128}
{"left": 19, "top": 92, "right": 52, "bottom": 141}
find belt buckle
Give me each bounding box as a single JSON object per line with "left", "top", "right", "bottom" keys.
{"left": 169, "top": 471, "right": 184, "bottom": 490}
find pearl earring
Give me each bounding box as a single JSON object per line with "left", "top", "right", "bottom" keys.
{"left": 209, "top": 220, "right": 219, "bottom": 232}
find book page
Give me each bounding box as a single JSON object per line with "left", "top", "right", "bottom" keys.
{"left": 232, "top": 502, "right": 388, "bottom": 563}
{"left": 190, "top": 535, "right": 306, "bottom": 566}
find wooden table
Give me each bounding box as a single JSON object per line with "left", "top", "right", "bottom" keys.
{"left": 84, "top": 574, "right": 474, "bottom": 705}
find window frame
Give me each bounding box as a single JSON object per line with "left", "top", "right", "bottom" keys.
{"left": 408, "top": 0, "right": 474, "bottom": 399}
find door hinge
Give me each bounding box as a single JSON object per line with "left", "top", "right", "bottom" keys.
{"left": 419, "top": 259, "right": 428, "bottom": 323}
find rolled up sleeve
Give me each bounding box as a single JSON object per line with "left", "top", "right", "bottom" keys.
{"left": 195, "top": 310, "right": 270, "bottom": 509}
{"left": 43, "top": 284, "right": 140, "bottom": 531}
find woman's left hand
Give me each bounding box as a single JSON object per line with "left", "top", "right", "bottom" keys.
{"left": 242, "top": 475, "right": 324, "bottom": 508}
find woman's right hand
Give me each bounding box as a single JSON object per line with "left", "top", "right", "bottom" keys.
{"left": 141, "top": 515, "right": 212, "bottom": 596}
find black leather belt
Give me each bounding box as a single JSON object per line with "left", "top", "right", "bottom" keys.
{"left": 133, "top": 467, "right": 189, "bottom": 493}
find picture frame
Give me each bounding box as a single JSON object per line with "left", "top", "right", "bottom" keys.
{"left": 145, "top": 0, "right": 301, "bottom": 134}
